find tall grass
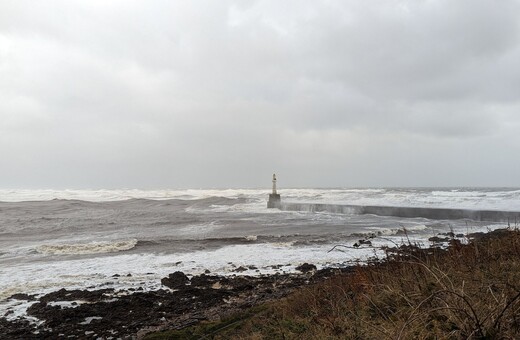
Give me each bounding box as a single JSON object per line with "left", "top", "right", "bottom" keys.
{"left": 145, "top": 228, "right": 520, "bottom": 339}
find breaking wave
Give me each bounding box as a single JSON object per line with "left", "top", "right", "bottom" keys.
{"left": 36, "top": 239, "right": 138, "bottom": 255}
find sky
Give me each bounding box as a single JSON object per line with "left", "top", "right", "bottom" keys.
{"left": 1, "top": 0, "right": 520, "bottom": 189}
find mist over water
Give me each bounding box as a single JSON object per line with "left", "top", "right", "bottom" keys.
{"left": 1, "top": 188, "right": 518, "bottom": 318}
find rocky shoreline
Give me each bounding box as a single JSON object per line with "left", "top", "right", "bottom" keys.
{"left": 0, "top": 264, "right": 352, "bottom": 339}
{"left": 0, "top": 229, "right": 484, "bottom": 339}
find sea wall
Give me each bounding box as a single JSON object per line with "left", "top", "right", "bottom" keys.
{"left": 280, "top": 202, "right": 520, "bottom": 223}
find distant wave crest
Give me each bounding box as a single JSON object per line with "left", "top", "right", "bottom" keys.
{"left": 36, "top": 239, "right": 138, "bottom": 255}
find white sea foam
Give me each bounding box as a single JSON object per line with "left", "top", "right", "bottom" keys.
{"left": 361, "top": 224, "right": 429, "bottom": 237}
{"left": 0, "top": 240, "right": 380, "bottom": 302}
{"left": 0, "top": 188, "right": 267, "bottom": 203}
{"left": 80, "top": 316, "right": 103, "bottom": 325}
{"left": 35, "top": 239, "right": 138, "bottom": 255}
{"left": 48, "top": 301, "right": 84, "bottom": 308}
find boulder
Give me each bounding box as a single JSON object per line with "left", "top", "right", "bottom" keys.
{"left": 296, "top": 263, "right": 316, "bottom": 273}
{"left": 161, "top": 271, "right": 189, "bottom": 289}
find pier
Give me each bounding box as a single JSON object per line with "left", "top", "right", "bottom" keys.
{"left": 279, "top": 202, "right": 520, "bottom": 223}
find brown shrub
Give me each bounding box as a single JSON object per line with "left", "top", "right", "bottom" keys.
{"left": 221, "top": 228, "right": 520, "bottom": 339}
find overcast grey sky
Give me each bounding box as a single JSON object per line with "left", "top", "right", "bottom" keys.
{"left": 1, "top": 0, "right": 520, "bottom": 189}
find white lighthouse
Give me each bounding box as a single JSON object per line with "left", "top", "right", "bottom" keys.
{"left": 267, "top": 173, "right": 281, "bottom": 208}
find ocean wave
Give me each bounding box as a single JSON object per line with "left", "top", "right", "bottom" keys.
{"left": 0, "top": 189, "right": 262, "bottom": 203}
{"left": 36, "top": 239, "right": 138, "bottom": 255}
{"left": 351, "top": 225, "right": 429, "bottom": 238}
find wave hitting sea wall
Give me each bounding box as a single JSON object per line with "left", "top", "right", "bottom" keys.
{"left": 280, "top": 203, "right": 520, "bottom": 222}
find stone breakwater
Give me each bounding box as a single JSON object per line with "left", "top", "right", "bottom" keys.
{"left": 281, "top": 202, "right": 520, "bottom": 222}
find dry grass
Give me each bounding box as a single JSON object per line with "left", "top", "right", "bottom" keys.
{"left": 147, "top": 228, "right": 520, "bottom": 339}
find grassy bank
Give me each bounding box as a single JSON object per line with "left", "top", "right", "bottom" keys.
{"left": 146, "top": 228, "right": 520, "bottom": 339}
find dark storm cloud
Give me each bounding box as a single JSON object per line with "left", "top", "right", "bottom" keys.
{"left": 1, "top": 0, "right": 520, "bottom": 188}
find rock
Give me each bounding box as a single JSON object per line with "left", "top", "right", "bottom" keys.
{"left": 8, "top": 293, "right": 37, "bottom": 301}
{"left": 190, "top": 274, "right": 223, "bottom": 289}
{"left": 161, "top": 271, "right": 190, "bottom": 289}
{"left": 296, "top": 263, "right": 317, "bottom": 273}
{"left": 2, "top": 266, "right": 355, "bottom": 339}
{"left": 429, "top": 236, "right": 449, "bottom": 243}
{"left": 39, "top": 288, "right": 114, "bottom": 303}
{"left": 233, "top": 266, "right": 248, "bottom": 273}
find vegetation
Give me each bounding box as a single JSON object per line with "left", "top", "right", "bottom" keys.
{"left": 146, "top": 228, "right": 520, "bottom": 339}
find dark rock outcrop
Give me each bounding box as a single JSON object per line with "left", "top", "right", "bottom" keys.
{"left": 161, "top": 271, "right": 190, "bottom": 289}
{"left": 1, "top": 266, "right": 354, "bottom": 339}
{"left": 296, "top": 263, "right": 317, "bottom": 273}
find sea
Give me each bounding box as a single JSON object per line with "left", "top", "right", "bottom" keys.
{"left": 1, "top": 187, "right": 519, "bottom": 321}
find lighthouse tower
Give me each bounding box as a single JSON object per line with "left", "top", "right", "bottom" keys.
{"left": 267, "top": 173, "right": 281, "bottom": 208}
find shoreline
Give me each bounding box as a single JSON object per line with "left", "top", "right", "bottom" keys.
{"left": 1, "top": 264, "right": 351, "bottom": 339}
{"left": 1, "top": 228, "right": 514, "bottom": 338}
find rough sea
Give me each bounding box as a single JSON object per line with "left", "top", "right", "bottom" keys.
{"left": 1, "top": 187, "right": 519, "bottom": 320}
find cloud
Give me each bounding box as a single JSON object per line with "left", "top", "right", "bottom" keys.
{"left": 1, "top": 0, "right": 520, "bottom": 188}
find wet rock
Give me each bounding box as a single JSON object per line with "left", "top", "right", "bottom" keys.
{"left": 0, "top": 317, "right": 35, "bottom": 338}
{"left": 296, "top": 263, "right": 317, "bottom": 273}
{"left": 190, "top": 274, "right": 215, "bottom": 288}
{"left": 39, "top": 288, "right": 114, "bottom": 303}
{"left": 161, "top": 271, "right": 189, "bottom": 289}
{"left": 8, "top": 293, "right": 37, "bottom": 301}
{"left": 233, "top": 266, "right": 248, "bottom": 273}
{"left": 2, "top": 267, "right": 355, "bottom": 339}
{"left": 429, "top": 236, "right": 449, "bottom": 243}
